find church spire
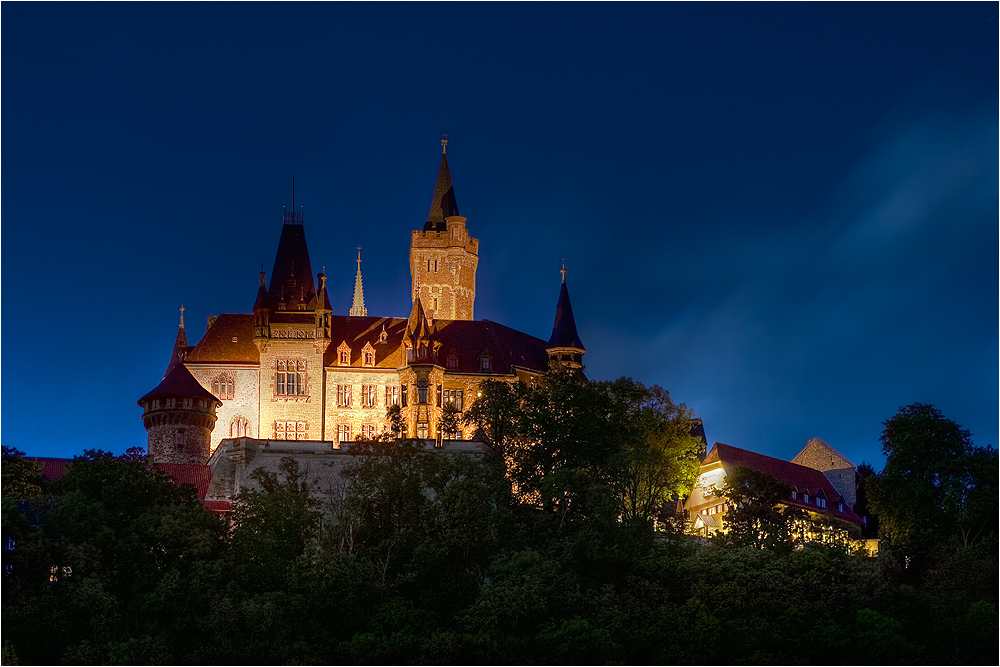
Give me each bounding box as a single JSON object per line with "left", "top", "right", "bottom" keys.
{"left": 349, "top": 247, "right": 368, "bottom": 317}
{"left": 164, "top": 305, "right": 189, "bottom": 378}
{"left": 546, "top": 263, "right": 585, "bottom": 372}
{"left": 424, "top": 134, "right": 459, "bottom": 231}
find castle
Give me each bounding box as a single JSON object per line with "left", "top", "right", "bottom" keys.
{"left": 138, "top": 137, "right": 586, "bottom": 468}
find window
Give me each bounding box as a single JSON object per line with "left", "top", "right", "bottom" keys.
{"left": 405, "top": 345, "right": 413, "bottom": 362}
{"left": 212, "top": 374, "right": 235, "bottom": 400}
{"left": 417, "top": 382, "right": 428, "bottom": 404}
{"left": 363, "top": 350, "right": 375, "bottom": 366}
{"left": 837, "top": 501, "right": 844, "bottom": 513}
{"left": 434, "top": 259, "right": 438, "bottom": 272}
{"left": 276, "top": 360, "right": 306, "bottom": 396}
{"left": 802, "top": 493, "right": 810, "bottom": 505}
{"left": 790, "top": 490, "right": 798, "bottom": 501}
{"left": 230, "top": 416, "right": 250, "bottom": 438}
{"left": 360, "top": 424, "right": 375, "bottom": 440}
{"left": 479, "top": 352, "right": 492, "bottom": 372}
{"left": 447, "top": 351, "right": 458, "bottom": 369}
{"left": 427, "top": 259, "right": 431, "bottom": 272}
{"left": 401, "top": 384, "right": 408, "bottom": 407}
{"left": 361, "top": 385, "right": 377, "bottom": 408}
{"left": 274, "top": 421, "right": 308, "bottom": 440}
{"left": 378, "top": 328, "right": 388, "bottom": 344}
{"left": 436, "top": 385, "right": 443, "bottom": 407}
{"left": 176, "top": 429, "right": 185, "bottom": 448}
{"left": 384, "top": 385, "right": 399, "bottom": 407}
{"left": 816, "top": 497, "right": 827, "bottom": 508}
{"left": 337, "top": 424, "right": 352, "bottom": 443}
{"left": 417, "top": 422, "right": 429, "bottom": 439}
{"left": 444, "top": 389, "right": 463, "bottom": 411}
{"left": 337, "top": 384, "right": 353, "bottom": 408}
{"left": 340, "top": 350, "right": 350, "bottom": 364}
{"left": 433, "top": 297, "right": 438, "bottom": 313}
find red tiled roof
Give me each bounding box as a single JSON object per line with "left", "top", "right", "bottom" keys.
{"left": 325, "top": 316, "right": 409, "bottom": 368}
{"left": 154, "top": 463, "right": 212, "bottom": 500}
{"left": 706, "top": 443, "right": 863, "bottom": 525}
{"left": 203, "top": 499, "right": 232, "bottom": 514}
{"left": 32, "top": 458, "right": 72, "bottom": 484}
{"left": 185, "top": 314, "right": 259, "bottom": 364}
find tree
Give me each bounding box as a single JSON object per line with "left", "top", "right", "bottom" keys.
{"left": 230, "top": 456, "right": 323, "bottom": 591}
{"left": 385, "top": 403, "right": 405, "bottom": 440}
{"left": 867, "top": 403, "right": 998, "bottom": 553}
{"left": 716, "top": 466, "right": 805, "bottom": 551}
{"left": 1, "top": 446, "right": 43, "bottom": 498}
{"left": 440, "top": 403, "right": 461, "bottom": 440}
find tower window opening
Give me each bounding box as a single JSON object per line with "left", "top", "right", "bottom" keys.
{"left": 417, "top": 381, "right": 428, "bottom": 404}
{"left": 176, "top": 429, "right": 186, "bottom": 448}
{"left": 230, "top": 416, "right": 251, "bottom": 438}
{"left": 212, "top": 374, "right": 235, "bottom": 401}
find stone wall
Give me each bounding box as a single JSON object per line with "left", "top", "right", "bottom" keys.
{"left": 186, "top": 364, "right": 260, "bottom": 453}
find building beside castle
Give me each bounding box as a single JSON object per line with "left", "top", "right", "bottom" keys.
{"left": 138, "top": 138, "right": 586, "bottom": 473}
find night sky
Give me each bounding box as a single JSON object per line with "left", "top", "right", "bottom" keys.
{"left": 3, "top": 3, "right": 996, "bottom": 468}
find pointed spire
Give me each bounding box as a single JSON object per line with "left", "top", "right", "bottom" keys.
{"left": 349, "top": 246, "right": 368, "bottom": 317}
{"left": 164, "top": 305, "right": 189, "bottom": 378}
{"left": 407, "top": 296, "right": 430, "bottom": 341}
{"left": 424, "top": 135, "right": 459, "bottom": 231}
{"left": 269, "top": 183, "right": 315, "bottom": 310}
{"left": 547, "top": 266, "right": 585, "bottom": 350}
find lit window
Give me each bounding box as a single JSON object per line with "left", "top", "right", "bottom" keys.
{"left": 364, "top": 350, "right": 375, "bottom": 365}
{"left": 384, "top": 385, "right": 399, "bottom": 407}
{"left": 212, "top": 374, "right": 235, "bottom": 400}
{"left": 479, "top": 352, "right": 491, "bottom": 372}
{"left": 361, "top": 385, "right": 377, "bottom": 408}
{"left": 444, "top": 389, "right": 463, "bottom": 411}
{"left": 436, "top": 385, "right": 443, "bottom": 407}
{"left": 337, "top": 424, "right": 351, "bottom": 443}
{"left": 401, "top": 384, "right": 408, "bottom": 407}
{"left": 837, "top": 501, "right": 844, "bottom": 513}
{"left": 802, "top": 493, "right": 810, "bottom": 505}
{"left": 791, "top": 490, "right": 798, "bottom": 501}
{"left": 417, "top": 422, "right": 429, "bottom": 439}
{"left": 337, "top": 384, "right": 353, "bottom": 408}
{"left": 275, "top": 360, "right": 306, "bottom": 396}
{"left": 360, "top": 424, "right": 375, "bottom": 440}
{"left": 340, "top": 350, "right": 350, "bottom": 364}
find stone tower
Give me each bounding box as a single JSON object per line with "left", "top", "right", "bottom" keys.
{"left": 138, "top": 359, "right": 221, "bottom": 465}
{"left": 252, "top": 199, "right": 332, "bottom": 441}
{"left": 546, "top": 264, "right": 586, "bottom": 372}
{"left": 409, "top": 136, "right": 479, "bottom": 321}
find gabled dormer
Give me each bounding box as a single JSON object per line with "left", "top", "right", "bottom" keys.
{"left": 361, "top": 341, "right": 376, "bottom": 367}
{"left": 336, "top": 341, "right": 352, "bottom": 366}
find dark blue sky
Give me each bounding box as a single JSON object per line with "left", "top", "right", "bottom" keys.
{"left": 3, "top": 3, "right": 996, "bottom": 467}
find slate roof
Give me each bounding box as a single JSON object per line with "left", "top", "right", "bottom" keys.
{"left": 267, "top": 221, "right": 316, "bottom": 310}
{"left": 137, "top": 362, "right": 221, "bottom": 404}
{"left": 185, "top": 314, "right": 259, "bottom": 364}
{"left": 424, "top": 151, "right": 459, "bottom": 231}
{"left": 705, "top": 443, "right": 863, "bottom": 525}
{"left": 323, "top": 315, "right": 549, "bottom": 374}
{"left": 548, "top": 281, "right": 584, "bottom": 350}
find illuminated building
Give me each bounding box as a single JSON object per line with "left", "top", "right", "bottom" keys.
{"left": 138, "top": 137, "right": 586, "bottom": 467}
{"left": 684, "top": 440, "right": 872, "bottom": 551}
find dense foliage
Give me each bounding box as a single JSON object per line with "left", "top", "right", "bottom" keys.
{"left": 2, "top": 396, "right": 996, "bottom": 665}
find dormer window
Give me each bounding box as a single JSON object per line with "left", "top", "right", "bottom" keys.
{"left": 790, "top": 490, "right": 798, "bottom": 501}
{"left": 362, "top": 342, "right": 376, "bottom": 367}
{"left": 479, "top": 350, "right": 492, "bottom": 372}
{"left": 837, "top": 501, "right": 844, "bottom": 513}
{"left": 405, "top": 344, "right": 413, "bottom": 361}
{"left": 447, "top": 351, "right": 458, "bottom": 370}
{"left": 802, "top": 493, "right": 810, "bottom": 505}
{"left": 378, "top": 328, "right": 388, "bottom": 344}
{"left": 337, "top": 341, "right": 351, "bottom": 366}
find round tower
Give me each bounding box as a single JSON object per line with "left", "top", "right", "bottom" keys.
{"left": 137, "top": 362, "right": 222, "bottom": 465}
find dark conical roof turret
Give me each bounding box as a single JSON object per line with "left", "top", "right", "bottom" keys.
{"left": 547, "top": 275, "right": 584, "bottom": 350}
{"left": 165, "top": 305, "right": 189, "bottom": 377}
{"left": 139, "top": 360, "right": 220, "bottom": 405}
{"left": 424, "top": 136, "right": 459, "bottom": 231}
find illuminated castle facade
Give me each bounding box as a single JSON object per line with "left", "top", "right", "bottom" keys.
{"left": 139, "top": 138, "right": 586, "bottom": 462}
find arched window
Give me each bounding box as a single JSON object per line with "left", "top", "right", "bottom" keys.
{"left": 212, "top": 374, "right": 235, "bottom": 400}
{"left": 230, "top": 416, "right": 251, "bottom": 438}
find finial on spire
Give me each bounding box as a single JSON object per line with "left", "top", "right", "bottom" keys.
{"left": 179, "top": 304, "right": 185, "bottom": 328}
{"left": 441, "top": 132, "right": 448, "bottom": 155}
{"left": 560, "top": 258, "right": 567, "bottom": 284}
{"left": 356, "top": 246, "right": 362, "bottom": 268}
